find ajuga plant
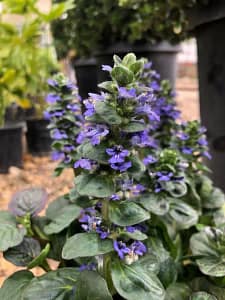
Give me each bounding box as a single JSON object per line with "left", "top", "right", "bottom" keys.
{"left": 0, "top": 54, "right": 225, "bottom": 300}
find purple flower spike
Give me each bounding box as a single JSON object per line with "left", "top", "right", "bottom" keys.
{"left": 106, "top": 146, "right": 129, "bottom": 163}
{"left": 181, "top": 147, "right": 193, "bottom": 155}
{"left": 102, "top": 65, "right": 112, "bottom": 72}
{"left": 143, "top": 155, "right": 158, "bottom": 165}
{"left": 74, "top": 158, "right": 93, "bottom": 170}
{"left": 9, "top": 188, "right": 48, "bottom": 217}
{"left": 198, "top": 137, "right": 208, "bottom": 146}
{"left": 110, "top": 194, "right": 121, "bottom": 201}
{"left": 52, "top": 129, "right": 68, "bottom": 140}
{"left": 47, "top": 78, "right": 58, "bottom": 87}
{"left": 111, "top": 161, "right": 132, "bottom": 172}
{"left": 46, "top": 93, "right": 61, "bottom": 104}
{"left": 156, "top": 171, "right": 173, "bottom": 182}
{"left": 177, "top": 132, "right": 189, "bottom": 141}
{"left": 51, "top": 151, "right": 65, "bottom": 161}
{"left": 118, "top": 87, "right": 136, "bottom": 99}
{"left": 113, "top": 240, "right": 130, "bottom": 260}
{"left": 131, "top": 241, "right": 147, "bottom": 256}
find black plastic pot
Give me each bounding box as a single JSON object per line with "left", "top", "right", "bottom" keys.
{"left": 0, "top": 126, "right": 23, "bottom": 173}
{"left": 73, "top": 57, "right": 98, "bottom": 100}
{"left": 95, "top": 41, "right": 180, "bottom": 88}
{"left": 188, "top": 0, "right": 225, "bottom": 191}
{"left": 26, "top": 119, "right": 52, "bottom": 156}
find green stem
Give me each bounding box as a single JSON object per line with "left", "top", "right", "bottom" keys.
{"left": 40, "top": 259, "right": 51, "bottom": 272}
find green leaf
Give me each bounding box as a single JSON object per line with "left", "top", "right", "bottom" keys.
{"left": 140, "top": 194, "right": 169, "bottom": 216}
{"left": 44, "top": 204, "right": 81, "bottom": 234}
{"left": 28, "top": 243, "right": 50, "bottom": 269}
{"left": 111, "top": 260, "right": 165, "bottom": 300}
{"left": 128, "top": 156, "right": 146, "bottom": 176}
{"left": 111, "top": 65, "right": 134, "bottom": 86}
{"left": 75, "top": 271, "right": 113, "bottom": 300}
{"left": 120, "top": 230, "right": 148, "bottom": 241}
{"left": 0, "top": 270, "right": 34, "bottom": 300}
{"left": 45, "top": 195, "right": 70, "bottom": 220}
{"left": 3, "top": 237, "right": 41, "bottom": 267}
{"left": 77, "top": 142, "right": 109, "bottom": 163}
{"left": 130, "top": 61, "right": 144, "bottom": 74}
{"left": 158, "top": 257, "right": 177, "bottom": 288}
{"left": 190, "top": 231, "right": 225, "bottom": 277}
{"left": 95, "top": 101, "right": 122, "bottom": 125}
{"left": 0, "top": 211, "right": 26, "bottom": 251}
{"left": 190, "top": 292, "right": 217, "bottom": 300}
{"left": 169, "top": 200, "right": 199, "bottom": 229}
{"left": 166, "top": 283, "right": 191, "bottom": 300}
{"left": 22, "top": 268, "right": 79, "bottom": 300}
{"left": 122, "top": 53, "right": 137, "bottom": 67}
{"left": 109, "top": 201, "right": 150, "bottom": 226}
{"left": 122, "top": 121, "right": 146, "bottom": 133}
{"left": 137, "top": 254, "right": 160, "bottom": 274}
{"left": 202, "top": 187, "right": 225, "bottom": 209}
{"left": 62, "top": 233, "right": 113, "bottom": 260}
{"left": 98, "top": 81, "right": 116, "bottom": 93}
{"left": 75, "top": 174, "right": 115, "bottom": 198}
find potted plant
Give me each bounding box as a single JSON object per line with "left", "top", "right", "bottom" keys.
{"left": 0, "top": 0, "right": 74, "bottom": 156}
{"left": 0, "top": 54, "right": 224, "bottom": 299}
{"left": 186, "top": 0, "right": 225, "bottom": 191}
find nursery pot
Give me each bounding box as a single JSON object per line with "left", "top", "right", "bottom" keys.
{"left": 73, "top": 57, "right": 98, "bottom": 100}
{"left": 95, "top": 41, "right": 180, "bottom": 88}
{"left": 188, "top": 0, "right": 225, "bottom": 191}
{"left": 0, "top": 125, "right": 23, "bottom": 173}
{"left": 26, "top": 119, "right": 52, "bottom": 156}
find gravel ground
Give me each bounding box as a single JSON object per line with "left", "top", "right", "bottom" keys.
{"left": 0, "top": 76, "right": 199, "bottom": 286}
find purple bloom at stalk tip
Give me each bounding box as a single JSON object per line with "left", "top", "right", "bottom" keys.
{"left": 43, "top": 110, "right": 51, "bottom": 120}
{"left": 63, "top": 145, "right": 75, "bottom": 153}
{"left": 67, "top": 103, "right": 80, "bottom": 112}
{"left": 52, "top": 110, "right": 65, "bottom": 117}
{"left": 130, "top": 184, "right": 146, "bottom": 195}
{"left": 84, "top": 100, "right": 95, "bottom": 117}
{"left": 203, "top": 151, "right": 212, "bottom": 160}
{"left": 88, "top": 93, "right": 105, "bottom": 102}
{"left": 106, "top": 146, "right": 129, "bottom": 164}
{"left": 150, "top": 80, "right": 161, "bottom": 92}
{"left": 74, "top": 158, "right": 93, "bottom": 170}
{"left": 113, "top": 240, "right": 130, "bottom": 260}
{"left": 126, "top": 226, "right": 136, "bottom": 233}
{"left": 96, "top": 227, "right": 109, "bottom": 239}
{"left": 46, "top": 93, "right": 61, "bottom": 104}
{"left": 143, "top": 155, "right": 158, "bottom": 165}
{"left": 181, "top": 147, "right": 193, "bottom": 155}
{"left": 102, "top": 65, "right": 112, "bottom": 72}
{"left": 144, "top": 62, "right": 152, "bottom": 69}
{"left": 118, "top": 87, "right": 136, "bottom": 99}
{"left": 156, "top": 171, "right": 173, "bottom": 182}
{"left": 131, "top": 241, "right": 147, "bottom": 256}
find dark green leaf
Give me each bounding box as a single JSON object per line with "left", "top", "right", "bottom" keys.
{"left": 0, "top": 270, "right": 34, "bottom": 300}
{"left": 44, "top": 204, "right": 81, "bottom": 234}
{"left": 75, "top": 271, "right": 113, "bottom": 300}
{"left": 77, "top": 142, "right": 109, "bottom": 163}
{"left": 122, "top": 121, "right": 146, "bottom": 133}
{"left": 169, "top": 200, "right": 199, "bottom": 229}
{"left": 190, "top": 292, "right": 217, "bottom": 300}
{"left": 109, "top": 201, "right": 150, "bottom": 226}
{"left": 166, "top": 283, "right": 191, "bottom": 300}
{"left": 140, "top": 194, "right": 169, "bottom": 216}
{"left": 62, "top": 232, "right": 113, "bottom": 259}
{"left": 3, "top": 237, "right": 41, "bottom": 267}
{"left": 128, "top": 156, "right": 146, "bottom": 176}
{"left": 0, "top": 211, "right": 27, "bottom": 251}
{"left": 130, "top": 61, "right": 144, "bottom": 74}
{"left": 111, "top": 260, "right": 165, "bottom": 300}
{"left": 45, "top": 195, "right": 70, "bottom": 220}
{"left": 120, "top": 230, "right": 148, "bottom": 241}
{"left": 158, "top": 257, "right": 177, "bottom": 288}
{"left": 75, "top": 174, "right": 115, "bottom": 198}
{"left": 22, "top": 268, "right": 79, "bottom": 300}
{"left": 95, "top": 101, "right": 122, "bottom": 125}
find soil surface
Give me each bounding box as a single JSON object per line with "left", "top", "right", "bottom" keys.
{"left": 0, "top": 76, "right": 199, "bottom": 286}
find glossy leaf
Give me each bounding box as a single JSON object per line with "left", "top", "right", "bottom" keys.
{"left": 45, "top": 195, "right": 70, "bottom": 220}
{"left": 95, "top": 101, "right": 122, "bottom": 125}
{"left": 111, "top": 260, "right": 165, "bottom": 300}
{"left": 0, "top": 270, "right": 34, "bottom": 300}
{"left": 169, "top": 200, "right": 199, "bottom": 229}
{"left": 77, "top": 142, "right": 109, "bottom": 163}
{"left": 166, "top": 283, "right": 191, "bottom": 300}
{"left": 109, "top": 201, "right": 150, "bottom": 226}
{"left": 22, "top": 268, "right": 79, "bottom": 300}
{"left": 111, "top": 65, "right": 134, "bottom": 86}
{"left": 140, "top": 194, "right": 169, "bottom": 216}
{"left": 190, "top": 292, "right": 217, "bottom": 300}
{"left": 75, "top": 174, "right": 115, "bottom": 198}
{"left": 62, "top": 232, "right": 113, "bottom": 259}
{"left": 75, "top": 270, "right": 113, "bottom": 300}
{"left": 44, "top": 204, "right": 81, "bottom": 234}
{"left": 122, "top": 121, "right": 146, "bottom": 133}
